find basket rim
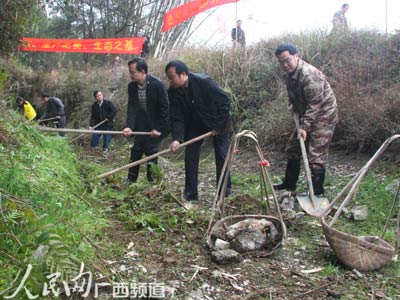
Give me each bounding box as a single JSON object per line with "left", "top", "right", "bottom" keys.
{"left": 321, "top": 217, "right": 395, "bottom": 255}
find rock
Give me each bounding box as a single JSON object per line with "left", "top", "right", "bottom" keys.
{"left": 210, "top": 226, "right": 226, "bottom": 240}
{"left": 385, "top": 179, "right": 400, "bottom": 195}
{"left": 214, "top": 238, "right": 230, "bottom": 250}
{"left": 226, "top": 218, "right": 275, "bottom": 240}
{"left": 211, "top": 249, "right": 243, "bottom": 264}
{"left": 327, "top": 289, "right": 343, "bottom": 298}
{"left": 349, "top": 205, "right": 368, "bottom": 221}
{"left": 32, "top": 245, "right": 49, "bottom": 262}
{"left": 282, "top": 209, "right": 297, "bottom": 220}
{"left": 280, "top": 194, "right": 295, "bottom": 210}
{"left": 231, "top": 230, "right": 266, "bottom": 253}
{"left": 265, "top": 223, "right": 280, "bottom": 246}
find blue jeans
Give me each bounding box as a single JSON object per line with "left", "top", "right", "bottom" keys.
{"left": 91, "top": 124, "right": 112, "bottom": 150}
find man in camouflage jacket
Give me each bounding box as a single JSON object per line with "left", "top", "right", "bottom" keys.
{"left": 274, "top": 43, "right": 338, "bottom": 196}
{"left": 332, "top": 3, "right": 349, "bottom": 32}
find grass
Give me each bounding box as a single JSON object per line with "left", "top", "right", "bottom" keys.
{"left": 0, "top": 114, "right": 109, "bottom": 298}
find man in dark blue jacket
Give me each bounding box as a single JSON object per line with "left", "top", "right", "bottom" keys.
{"left": 122, "top": 58, "right": 169, "bottom": 183}
{"left": 165, "top": 60, "right": 231, "bottom": 201}
{"left": 89, "top": 90, "right": 117, "bottom": 153}
{"left": 39, "top": 93, "right": 67, "bottom": 136}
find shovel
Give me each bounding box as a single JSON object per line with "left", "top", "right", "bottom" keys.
{"left": 293, "top": 114, "right": 330, "bottom": 217}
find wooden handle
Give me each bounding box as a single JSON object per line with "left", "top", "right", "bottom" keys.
{"left": 70, "top": 119, "right": 108, "bottom": 142}
{"left": 38, "top": 127, "right": 152, "bottom": 136}
{"left": 98, "top": 131, "right": 214, "bottom": 179}
{"left": 38, "top": 116, "right": 60, "bottom": 123}
{"left": 293, "top": 114, "right": 316, "bottom": 203}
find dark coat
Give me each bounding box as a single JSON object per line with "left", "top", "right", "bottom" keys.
{"left": 168, "top": 73, "right": 231, "bottom": 142}
{"left": 126, "top": 74, "right": 170, "bottom": 136}
{"left": 41, "top": 97, "right": 65, "bottom": 119}
{"left": 89, "top": 99, "right": 117, "bottom": 127}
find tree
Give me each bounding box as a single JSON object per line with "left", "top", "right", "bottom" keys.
{"left": 0, "top": 1, "right": 44, "bottom": 56}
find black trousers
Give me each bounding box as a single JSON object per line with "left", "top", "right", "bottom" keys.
{"left": 128, "top": 135, "right": 161, "bottom": 182}
{"left": 184, "top": 126, "right": 231, "bottom": 197}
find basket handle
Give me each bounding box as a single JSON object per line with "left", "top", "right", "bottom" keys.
{"left": 329, "top": 134, "right": 400, "bottom": 226}
{"left": 381, "top": 182, "right": 400, "bottom": 247}
{"left": 206, "top": 130, "right": 287, "bottom": 239}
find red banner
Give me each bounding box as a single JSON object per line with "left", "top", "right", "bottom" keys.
{"left": 162, "top": 0, "right": 239, "bottom": 32}
{"left": 19, "top": 37, "right": 144, "bottom": 54}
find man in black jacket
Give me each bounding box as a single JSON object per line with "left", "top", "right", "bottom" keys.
{"left": 165, "top": 60, "right": 231, "bottom": 201}
{"left": 89, "top": 90, "right": 117, "bottom": 153}
{"left": 122, "top": 58, "right": 169, "bottom": 183}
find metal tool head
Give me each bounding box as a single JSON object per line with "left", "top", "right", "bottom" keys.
{"left": 296, "top": 193, "right": 330, "bottom": 217}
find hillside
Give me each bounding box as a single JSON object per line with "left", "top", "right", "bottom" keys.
{"left": 0, "top": 29, "right": 399, "bottom": 299}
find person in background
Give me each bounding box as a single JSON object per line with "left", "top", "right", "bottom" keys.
{"left": 165, "top": 60, "right": 231, "bottom": 201}
{"left": 89, "top": 90, "right": 117, "bottom": 154}
{"left": 231, "top": 20, "right": 246, "bottom": 47}
{"left": 39, "top": 93, "right": 67, "bottom": 136}
{"left": 122, "top": 58, "right": 169, "bottom": 183}
{"left": 332, "top": 3, "right": 349, "bottom": 32}
{"left": 273, "top": 43, "right": 338, "bottom": 197}
{"left": 140, "top": 36, "right": 151, "bottom": 58}
{"left": 112, "top": 56, "right": 122, "bottom": 68}
{"left": 16, "top": 96, "right": 37, "bottom": 121}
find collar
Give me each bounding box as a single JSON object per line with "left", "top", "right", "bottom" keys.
{"left": 286, "top": 59, "right": 304, "bottom": 81}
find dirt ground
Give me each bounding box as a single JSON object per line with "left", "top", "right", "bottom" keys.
{"left": 81, "top": 144, "right": 399, "bottom": 300}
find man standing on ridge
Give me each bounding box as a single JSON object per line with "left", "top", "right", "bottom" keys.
{"left": 122, "top": 58, "right": 169, "bottom": 183}
{"left": 273, "top": 43, "right": 338, "bottom": 197}
{"left": 165, "top": 60, "right": 231, "bottom": 201}
{"left": 231, "top": 20, "right": 246, "bottom": 47}
{"left": 89, "top": 90, "right": 117, "bottom": 154}
{"left": 332, "top": 3, "right": 350, "bottom": 32}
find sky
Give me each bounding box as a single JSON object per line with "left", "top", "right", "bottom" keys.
{"left": 188, "top": 0, "right": 400, "bottom": 46}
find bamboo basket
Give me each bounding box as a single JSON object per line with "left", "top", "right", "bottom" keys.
{"left": 206, "top": 130, "right": 287, "bottom": 256}
{"left": 320, "top": 134, "right": 400, "bottom": 271}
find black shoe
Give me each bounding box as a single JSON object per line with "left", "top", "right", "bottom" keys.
{"left": 183, "top": 193, "right": 198, "bottom": 201}
{"left": 125, "top": 177, "right": 136, "bottom": 185}
{"left": 274, "top": 159, "right": 301, "bottom": 191}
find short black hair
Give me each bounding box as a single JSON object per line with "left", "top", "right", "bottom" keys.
{"left": 41, "top": 92, "right": 50, "bottom": 98}
{"left": 165, "top": 60, "right": 189, "bottom": 75}
{"left": 93, "top": 90, "right": 101, "bottom": 98}
{"left": 127, "top": 57, "right": 148, "bottom": 74}
{"left": 342, "top": 3, "right": 349, "bottom": 9}
{"left": 16, "top": 96, "right": 25, "bottom": 104}
{"left": 274, "top": 43, "right": 298, "bottom": 56}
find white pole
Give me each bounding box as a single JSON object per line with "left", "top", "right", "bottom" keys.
{"left": 385, "top": 0, "right": 388, "bottom": 35}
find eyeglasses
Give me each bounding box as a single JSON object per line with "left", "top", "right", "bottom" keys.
{"left": 278, "top": 55, "right": 294, "bottom": 66}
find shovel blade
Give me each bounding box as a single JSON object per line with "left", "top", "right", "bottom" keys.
{"left": 296, "top": 194, "right": 330, "bottom": 217}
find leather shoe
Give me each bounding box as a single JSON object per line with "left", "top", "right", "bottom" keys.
{"left": 183, "top": 193, "right": 198, "bottom": 201}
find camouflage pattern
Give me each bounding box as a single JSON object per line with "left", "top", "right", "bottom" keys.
{"left": 332, "top": 11, "right": 348, "bottom": 31}
{"left": 285, "top": 124, "right": 336, "bottom": 169}
{"left": 284, "top": 59, "right": 338, "bottom": 169}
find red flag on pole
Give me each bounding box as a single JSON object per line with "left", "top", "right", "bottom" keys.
{"left": 162, "top": 0, "right": 239, "bottom": 32}
{"left": 19, "top": 37, "right": 144, "bottom": 54}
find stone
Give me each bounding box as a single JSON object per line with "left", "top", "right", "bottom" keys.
{"left": 214, "top": 238, "right": 230, "bottom": 250}
{"left": 231, "top": 230, "right": 266, "bottom": 253}
{"left": 349, "top": 205, "right": 368, "bottom": 221}
{"left": 211, "top": 249, "right": 243, "bottom": 264}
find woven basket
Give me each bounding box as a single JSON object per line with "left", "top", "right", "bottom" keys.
{"left": 206, "top": 131, "right": 286, "bottom": 257}
{"left": 321, "top": 217, "right": 395, "bottom": 271}
{"left": 207, "top": 214, "right": 285, "bottom": 256}
{"left": 321, "top": 135, "right": 400, "bottom": 271}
